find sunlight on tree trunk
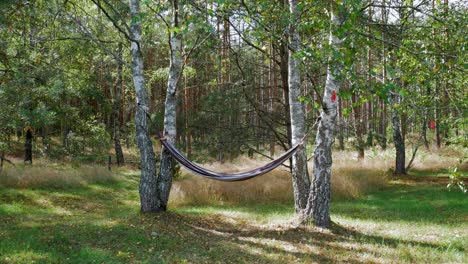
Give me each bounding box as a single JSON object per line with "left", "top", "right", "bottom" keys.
{"left": 129, "top": 0, "right": 160, "bottom": 213}
{"left": 288, "top": 0, "right": 310, "bottom": 213}
{"left": 158, "top": 0, "right": 184, "bottom": 211}
{"left": 303, "top": 3, "right": 344, "bottom": 228}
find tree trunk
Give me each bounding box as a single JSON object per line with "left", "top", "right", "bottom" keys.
{"left": 303, "top": 4, "right": 344, "bottom": 228}
{"left": 129, "top": 0, "right": 160, "bottom": 213}
{"left": 379, "top": 0, "right": 388, "bottom": 150}
{"left": 422, "top": 115, "right": 430, "bottom": 150}
{"left": 288, "top": 0, "right": 310, "bottom": 213}
{"left": 113, "top": 43, "right": 125, "bottom": 166}
{"left": 391, "top": 95, "right": 406, "bottom": 175}
{"left": 24, "top": 128, "right": 33, "bottom": 164}
{"left": 352, "top": 95, "right": 365, "bottom": 160}
{"left": 157, "top": 0, "right": 184, "bottom": 211}
{"left": 337, "top": 98, "right": 345, "bottom": 150}
{"left": 280, "top": 0, "right": 292, "bottom": 154}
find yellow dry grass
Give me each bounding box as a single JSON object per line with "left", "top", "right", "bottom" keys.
{"left": 170, "top": 147, "right": 464, "bottom": 206}
{"left": 170, "top": 152, "right": 389, "bottom": 207}
{"left": 0, "top": 165, "right": 117, "bottom": 189}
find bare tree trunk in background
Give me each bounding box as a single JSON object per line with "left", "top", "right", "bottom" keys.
{"left": 24, "top": 128, "right": 33, "bottom": 164}
{"left": 431, "top": 0, "right": 441, "bottom": 149}
{"left": 377, "top": 0, "right": 388, "bottom": 151}
{"left": 352, "top": 95, "right": 365, "bottom": 159}
{"left": 337, "top": 98, "right": 345, "bottom": 150}
{"left": 280, "top": 0, "right": 292, "bottom": 153}
{"left": 269, "top": 42, "right": 276, "bottom": 157}
{"left": 288, "top": 0, "right": 310, "bottom": 213}
{"left": 303, "top": 3, "right": 344, "bottom": 228}
{"left": 366, "top": 7, "right": 374, "bottom": 147}
{"left": 184, "top": 77, "right": 192, "bottom": 158}
{"left": 434, "top": 92, "right": 441, "bottom": 148}
{"left": 157, "top": 0, "right": 184, "bottom": 211}
{"left": 113, "top": 43, "right": 125, "bottom": 166}
{"left": 129, "top": 0, "right": 160, "bottom": 213}
{"left": 422, "top": 115, "right": 429, "bottom": 150}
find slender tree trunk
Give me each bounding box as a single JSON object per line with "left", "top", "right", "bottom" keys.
{"left": 352, "top": 95, "right": 365, "bottom": 159}
{"left": 24, "top": 128, "right": 33, "bottom": 164}
{"left": 280, "top": 0, "right": 292, "bottom": 153}
{"left": 422, "top": 114, "right": 430, "bottom": 150}
{"left": 184, "top": 78, "right": 192, "bottom": 158}
{"left": 366, "top": 7, "right": 374, "bottom": 147}
{"left": 337, "top": 98, "right": 345, "bottom": 150}
{"left": 129, "top": 0, "right": 160, "bottom": 213}
{"left": 432, "top": 0, "right": 442, "bottom": 149}
{"left": 391, "top": 94, "right": 406, "bottom": 175}
{"left": 435, "top": 103, "right": 441, "bottom": 148}
{"left": 113, "top": 43, "right": 125, "bottom": 166}
{"left": 303, "top": 3, "right": 344, "bottom": 228}
{"left": 288, "top": 0, "right": 310, "bottom": 213}
{"left": 269, "top": 42, "right": 276, "bottom": 157}
{"left": 157, "top": 0, "right": 184, "bottom": 210}
{"left": 379, "top": 0, "right": 388, "bottom": 150}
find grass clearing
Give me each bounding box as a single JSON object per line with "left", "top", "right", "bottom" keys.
{"left": 0, "top": 163, "right": 466, "bottom": 263}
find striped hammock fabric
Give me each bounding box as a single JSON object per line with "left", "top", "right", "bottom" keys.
{"left": 160, "top": 139, "right": 301, "bottom": 181}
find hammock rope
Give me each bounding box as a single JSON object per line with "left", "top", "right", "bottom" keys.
{"left": 140, "top": 104, "right": 306, "bottom": 182}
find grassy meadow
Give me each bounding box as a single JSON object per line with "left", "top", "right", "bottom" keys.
{"left": 0, "top": 148, "right": 466, "bottom": 263}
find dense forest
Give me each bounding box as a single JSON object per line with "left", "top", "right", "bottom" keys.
{"left": 1, "top": 0, "right": 467, "bottom": 233}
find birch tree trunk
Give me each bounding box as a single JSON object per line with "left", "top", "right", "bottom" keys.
{"left": 157, "top": 0, "right": 184, "bottom": 210}
{"left": 303, "top": 5, "right": 344, "bottom": 228}
{"left": 113, "top": 42, "right": 125, "bottom": 166}
{"left": 129, "top": 0, "right": 160, "bottom": 212}
{"left": 288, "top": 0, "right": 310, "bottom": 212}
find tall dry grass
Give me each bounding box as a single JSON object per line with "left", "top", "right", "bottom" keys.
{"left": 0, "top": 165, "right": 117, "bottom": 189}
{"left": 169, "top": 152, "right": 393, "bottom": 207}
{"left": 169, "top": 147, "right": 466, "bottom": 206}
{"left": 169, "top": 157, "right": 294, "bottom": 207}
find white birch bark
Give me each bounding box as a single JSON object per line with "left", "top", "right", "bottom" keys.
{"left": 157, "top": 0, "right": 184, "bottom": 210}
{"left": 128, "top": 0, "right": 160, "bottom": 212}
{"left": 303, "top": 5, "right": 344, "bottom": 227}
{"left": 288, "top": 0, "right": 310, "bottom": 212}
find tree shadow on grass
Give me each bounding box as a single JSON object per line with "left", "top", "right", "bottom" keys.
{"left": 1, "top": 179, "right": 466, "bottom": 263}
{"left": 1, "top": 200, "right": 464, "bottom": 263}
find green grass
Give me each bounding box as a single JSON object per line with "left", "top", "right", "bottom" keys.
{"left": 0, "top": 171, "right": 466, "bottom": 263}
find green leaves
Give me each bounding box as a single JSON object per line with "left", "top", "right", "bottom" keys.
{"left": 447, "top": 159, "right": 467, "bottom": 194}
{"left": 298, "top": 96, "right": 312, "bottom": 104}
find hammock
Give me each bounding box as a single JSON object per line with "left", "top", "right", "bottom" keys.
{"left": 142, "top": 106, "right": 303, "bottom": 181}
{"left": 160, "top": 138, "right": 302, "bottom": 181}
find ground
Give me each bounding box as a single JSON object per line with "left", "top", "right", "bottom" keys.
{"left": 0, "top": 169, "right": 466, "bottom": 263}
